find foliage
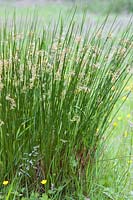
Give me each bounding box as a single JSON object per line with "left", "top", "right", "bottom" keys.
{"left": 0, "top": 10, "right": 132, "bottom": 199}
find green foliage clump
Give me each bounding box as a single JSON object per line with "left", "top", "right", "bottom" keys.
{"left": 0, "top": 11, "right": 132, "bottom": 199}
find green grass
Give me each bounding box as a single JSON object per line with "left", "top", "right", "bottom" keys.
{"left": 0, "top": 6, "right": 133, "bottom": 200}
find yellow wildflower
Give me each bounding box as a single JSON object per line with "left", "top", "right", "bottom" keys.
{"left": 41, "top": 179, "right": 47, "bottom": 185}
{"left": 122, "top": 96, "right": 127, "bottom": 101}
{"left": 3, "top": 180, "right": 9, "bottom": 186}
{"left": 113, "top": 122, "right": 118, "bottom": 127}
{"left": 127, "top": 114, "right": 131, "bottom": 119}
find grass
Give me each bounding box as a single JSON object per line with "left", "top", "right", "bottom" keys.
{"left": 0, "top": 5, "right": 133, "bottom": 200}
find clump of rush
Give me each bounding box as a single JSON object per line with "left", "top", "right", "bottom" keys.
{"left": 0, "top": 11, "right": 132, "bottom": 199}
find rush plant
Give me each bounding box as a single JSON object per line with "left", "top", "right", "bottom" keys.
{"left": 0, "top": 11, "right": 132, "bottom": 199}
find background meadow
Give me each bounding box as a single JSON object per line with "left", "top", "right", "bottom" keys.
{"left": 0, "top": 0, "right": 133, "bottom": 199}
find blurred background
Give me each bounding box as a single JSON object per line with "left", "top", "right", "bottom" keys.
{"left": 0, "top": 0, "right": 132, "bottom": 23}
{"left": 0, "top": 0, "right": 131, "bottom": 30}
{"left": 0, "top": 0, "right": 132, "bottom": 14}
